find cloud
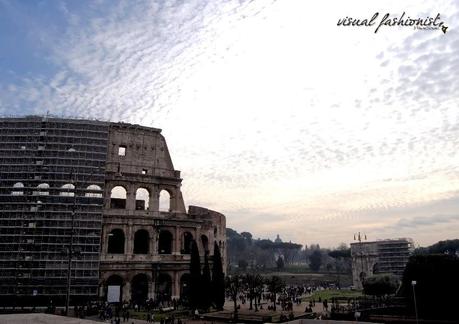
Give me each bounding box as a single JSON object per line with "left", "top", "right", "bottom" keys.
{"left": 1, "top": 0, "right": 459, "bottom": 247}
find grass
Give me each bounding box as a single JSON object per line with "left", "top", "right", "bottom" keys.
{"left": 304, "top": 289, "right": 363, "bottom": 301}
{"left": 130, "top": 309, "right": 190, "bottom": 321}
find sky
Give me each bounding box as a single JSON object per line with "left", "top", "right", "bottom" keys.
{"left": 1, "top": 0, "right": 459, "bottom": 248}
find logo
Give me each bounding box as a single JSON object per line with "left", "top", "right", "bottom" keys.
{"left": 337, "top": 12, "right": 448, "bottom": 34}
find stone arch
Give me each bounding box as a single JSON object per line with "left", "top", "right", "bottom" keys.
{"left": 131, "top": 273, "right": 149, "bottom": 306}
{"left": 12, "top": 182, "right": 24, "bottom": 196}
{"left": 60, "top": 183, "right": 75, "bottom": 196}
{"left": 156, "top": 273, "right": 172, "bottom": 302}
{"left": 86, "top": 184, "right": 103, "bottom": 197}
{"left": 135, "top": 187, "right": 150, "bottom": 210}
{"left": 158, "top": 230, "right": 173, "bottom": 254}
{"left": 182, "top": 231, "right": 193, "bottom": 254}
{"left": 134, "top": 229, "right": 150, "bottom": 254}
{"left": 159, "top": 189, "right": 171, "bottom": 211}
{"left": 180, "top": 273, "right": 191, "bottom": 301}
{"left": 106, "top": 274, "right": 124, "bottom": 303}
{"left": 201, "top": 234, "right": 209, "bottom": 254}
{"left": 110, "top": 185, "right": 127, "bottom": 209}
{"left": 107, "top": 229, "right": 125, "bottom": 254}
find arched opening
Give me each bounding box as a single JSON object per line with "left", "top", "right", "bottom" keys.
{"left": 60, "top": 183, "right": 75, "bottom": 196}
{"left": 135, "top": 188, "right": 150, "bottom": 210}
{"left": 158, "top": 230, "right": 173, "bottom": 254}
{"left": 182, "top": 232, "right": 193, "bottom": 254}
{"left": 159, "top": 190, "right": 170, "bottom": 212}
{"left": 156, "top": 273, "right": 172, "bottom": 302}
{"left": 107, "top": 229, "right": 125, "bottom": 254}
{"left": 134, "top": 229, "right": 150, "bottom": 254}
{"left": 85, "top": 184, "right": 103, "bottom": 197}
{"left": 131, "top": 273, "right": 149, "bottom": 306}
{"left": 180, "top": 273, "right": 191, "bottom": 302}
{"left": 201, "top": 234, "right": 209, "bottom": 254}
{"left": 34, "top": 183, "right": 49, "bottom": 196}
{"left": 110, "top": 186, "right": 127, "bottom": 209}
{"left": 12, "top": 182, "right": 24, "bottom": 196}
{"left": 106, "top": 275, "right": 123, "bottom": 303}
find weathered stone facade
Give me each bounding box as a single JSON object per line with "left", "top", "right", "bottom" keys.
{"left": 0, "top": 117, "right": 226, "bottom": 306}
{"left": 100, "top": 123, "right": 226, "bottom": 304}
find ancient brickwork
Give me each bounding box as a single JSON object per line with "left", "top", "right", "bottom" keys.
{"left": 100, "top": 123, "right": 226, "bottom": 303}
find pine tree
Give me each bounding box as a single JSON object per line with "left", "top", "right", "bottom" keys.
{"left": 211, "top": 241, "right": 225, "bottom": 310}
{"left": 189, "top": 239, "right": 201, "bottom": 310}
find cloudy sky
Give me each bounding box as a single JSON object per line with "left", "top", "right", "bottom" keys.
{"left": 1, "top": 0, "right": 458, "bottom": 248}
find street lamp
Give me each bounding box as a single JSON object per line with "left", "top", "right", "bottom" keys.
{"left": 411, "top": 280, "right": 419, "bottom": 324}
{"left": 353, "top": 232, "right": 367, "bottom": 288}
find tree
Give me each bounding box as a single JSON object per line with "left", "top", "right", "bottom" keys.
{"left": 244, "top": 273, "right": 264, "bottom": 311}
{"left": 238, "top": 259, "right": 248, "bottom": 270}
{"left": 241, "top": 232, "right": 253, "bottom": 245}
{"left": 201, "top": 252, "right": 212, "bottom": 310}
{"left": 266, "top": 276, "right": 285, "bottom": 311}
{"left": 362, "top": 274, "right": 398, "bottom": 296}
{"left": 226, "top": 275, "right": 243, "bottom": 320}
{"left": 276, "top": 256, "right": 284, "bottom": 271}
{"left": 398, "top": 254, "right": 459, "bottom": 320}
{"left": 211, "top": 242, "right": 225, "bottom": 310}
{"left": 309, "top": 249, "right": 322, "bottom": 272}
{"left": 414, "top": 239, "right": 459, "bottom": 255}
{"left": 189, "top": 240, "right": 201, "bottom": 310}
{"left": 275, "top": 242, "right": 302, "bottom": 265}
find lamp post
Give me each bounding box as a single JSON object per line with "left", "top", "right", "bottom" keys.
{"left": 411, "top": 280, "right": 419, "bottom": 324}
{"left": 354, "top": 232, "right": 367, "bottom": 288}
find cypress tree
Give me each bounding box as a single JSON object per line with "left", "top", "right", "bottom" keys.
{"left": 201, "top": 252, "right": 212, "bottom": 310}
{"left": 189, "top": 239, "right": 201, "bottom": 310}
{"left": 211, "top": 241, "right": 225, "bottom": 310}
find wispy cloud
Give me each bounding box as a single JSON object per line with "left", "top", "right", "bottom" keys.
{"left": 1, "top": 0, "right": 459, "bottom": 247}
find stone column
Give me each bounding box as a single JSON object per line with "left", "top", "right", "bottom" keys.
{"left": 152, "top": 228, "right": 158, "bottom": 255}
{"left": 150, "top": 186, "right": 159, "bottom": 212}
{"left": 172, "top": 271, "right": 180, "bottom": 299}
{"left": 126, "top": 186, "right": 136, "bottom": 210}
{"left": 122, "top": 281, "right": 131, "bottom": 303}
{"left": 174, "top": 226, "right": 180, "bottom": 255}
{"left": 169, "top": 189, "right": 176, "bottom": 212}
{"left": 148, "top": 279, "right": 155, "bottom": 299}
{"left": 126, "top": 224, "right": 133, "bottom": 256}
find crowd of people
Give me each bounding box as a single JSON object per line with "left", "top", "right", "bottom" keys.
{"left": 233, "top": 282, "right": 333, "bottom": 314}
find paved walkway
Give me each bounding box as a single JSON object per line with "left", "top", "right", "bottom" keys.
{"left": 1, "top": 297, "right": 332, "bottom": 324}
{"left": 86, "top": 297, "right": 328, "bottom": 323}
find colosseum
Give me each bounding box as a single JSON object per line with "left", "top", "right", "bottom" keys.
{"left": 0, "top": 116, "right": 226, "bottom": 306}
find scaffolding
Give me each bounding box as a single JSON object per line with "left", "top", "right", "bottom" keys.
{"left": 0, "top": 116, "right": 109, "bottom": 306}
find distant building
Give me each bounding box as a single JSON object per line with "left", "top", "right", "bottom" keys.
{"left": 350, "top": 238, "right": 414, "bottom": 289}
{"left": 274, "top": 234, "right": 282, "bottom": 243}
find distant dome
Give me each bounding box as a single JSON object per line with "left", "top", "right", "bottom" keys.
{"left": 274, "top": 234, "right": 282, "bottom": 243}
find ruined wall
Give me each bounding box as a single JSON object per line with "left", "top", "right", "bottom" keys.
{"left": 188, "top": 205, "right": 227, "bottom": 272}
{"left": 100, "top": 123, "right": 227, "bottom": 302}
